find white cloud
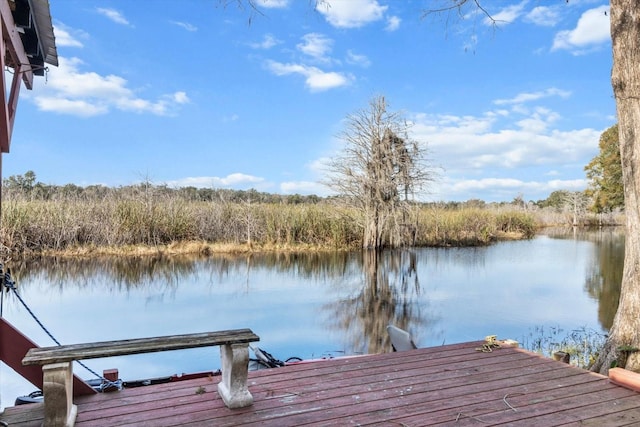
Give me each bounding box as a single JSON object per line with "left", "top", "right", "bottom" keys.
{"left": 33, "top": 98, "right": 107, "bottom": 117}
{"left": 552, "top": 6, "right": 610, "bottom": 53}
{"left": 515, "top": 107, "right": 560, "bottom": 134}
{"left": 53, "top": 23, "right": 84, "bottom": 48}
{"left": 167, "top": 173, "right": 268, "bottom": 190}
{"left": 265, "top": 60, "right": 352, "bottom": 92}
{"left": 297, "top": 33, "right": 333, "bottom": 62}
{"left": 345, "top": 50, "right": 371, "bottom": 68}
{"left": 416, "top": 111, "right": 599, "bottom": 170}
{"left": 280, "top": 180, "right": 328, "bottom": 196}
{"left": 524, "top": 6, "right": 561, "bottom": 27}
{"left": 452, "top": 178, "right": 528, "bottom": 192}
{"left": 250, "top": 34, "right": 281, "bottom": 49}
{"left": 317, "top": 0, "right": 387, "bottom": 28}
{"left": 385, "top": 16, "right": 401, "bottom": 32}
{"left": 173, "top": 91, "right": 190, "bottom": 104}
{"left": 96, "top": 8, "right": 131, "bottom": 26}
{"left": 485, "top": 1, "right": 527, "bottom": 25}
{"left": 171, "top": 21, "right": 197, "bottom": 32}
{"left": 255, "top": 0, "right": 289, "bottom": 9}
{"left": 407, "top": 94, "right": 604, "bottom": 201}
{"left": 447, "top": 177, "right": 587, "bottom": 197}
{"left": 31, "top": 57, "right": 188, "bottom": 117}
{"left": 494, "top": 88, "right": 571, "bottom": 105}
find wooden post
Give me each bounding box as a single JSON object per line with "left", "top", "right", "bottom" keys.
{"left": 42, "top": 362, "right": 77, "bottom": 427}
{"left": 217, "top": 343, "right": 253, "bottom": 408}
{"left": 102, "top": 368, "right": 119, "bottom": 392}
{"left": 553, "top": 351, "right": 570, "bottom": 364}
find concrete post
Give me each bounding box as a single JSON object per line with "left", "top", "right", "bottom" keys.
{"left": 217, "top": 343, "right": 253, "bottom": 408}
{"left": 42, "top": 362, "right": 77, "bottom": 427}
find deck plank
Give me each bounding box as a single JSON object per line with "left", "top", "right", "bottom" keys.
{"left": 560, "top": 406, "right": 640, "bottom": 426}
{"left": 3, "top": 341, "right": 640, "bottom": 426}
{"left": 344, "top": 370, "right": 610, "bottom": 426}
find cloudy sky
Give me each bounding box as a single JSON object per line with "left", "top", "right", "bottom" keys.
{"left": 7, "top": 0, "right": 614, "bottom": 202}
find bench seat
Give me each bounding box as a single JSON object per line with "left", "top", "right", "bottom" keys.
{"left": 22, "top": 328, "right": 260, "bottom": 427}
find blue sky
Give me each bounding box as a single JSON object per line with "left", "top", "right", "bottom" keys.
{"left": 6, "top": 0, "right": 614, "bottom": 202}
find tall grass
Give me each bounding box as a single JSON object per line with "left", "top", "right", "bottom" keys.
{"left": 416, "top": 208, "right": 536, "bottom": 246}
{"left": 0, "top": 194, "right": 538, "bottom": 256}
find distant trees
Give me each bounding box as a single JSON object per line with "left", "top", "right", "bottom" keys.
{"left": 535, "top": 190, "right": 590, "bottom": 225}
{"left": 4, "top": 170, "right": 36, "bottom": 194}
{"left": 585, "top": 124, "right": 624, "bottom": 213}
{"left": 1, "top": 171, "right": 321, "bottom": 205}
{"left": 536, "top": 190, "right": 571, "bottom": 211}
{"left": 324, "top": 96, "right": 434, "bottom": 249}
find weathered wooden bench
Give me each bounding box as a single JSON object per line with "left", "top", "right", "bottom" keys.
{"left": 22, "top": 328, "right": 260, "bottom": 427}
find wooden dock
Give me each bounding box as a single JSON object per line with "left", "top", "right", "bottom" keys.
{"left": 2, "top": 340, "right": 640, "bottom": 426}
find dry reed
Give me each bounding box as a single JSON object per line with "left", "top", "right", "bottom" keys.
{"left": 0, "top": 194, "right": 538, "bottom": 256}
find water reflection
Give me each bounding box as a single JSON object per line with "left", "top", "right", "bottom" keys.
{"left": 325, "top": 250, "right": 426, "bottom": 354}
{"left": 541, "top": 228, "right": 624, "bottom": 330}
{"left": 7, "top": 255, "right": 196, "bottom": 291}
{"left": 584, "top": 230, "right": 624, "bottom": 329}
{"left": 6, "top": 250, "right": 431, "bottom": 355}
{"left": 3, "top": 230, "right": 624, "bottom": 347}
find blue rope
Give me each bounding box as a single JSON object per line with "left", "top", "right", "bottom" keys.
{"left": 1, "top": 266, "right": 121, "bottom": 392}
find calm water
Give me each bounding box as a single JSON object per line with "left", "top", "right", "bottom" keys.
{"left": 0, "top": 228, "right": 623, "bottom": 408}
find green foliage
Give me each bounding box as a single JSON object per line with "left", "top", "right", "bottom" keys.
{"left": 585, "top": 124, "right": 624, "bottom": 213}
{"left": 536, "top": 190, "right": 571, "bottom": 210}
{"left": 4, "top": 170, "right": 37, "bottom": 195}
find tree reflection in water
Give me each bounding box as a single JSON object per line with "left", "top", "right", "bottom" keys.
{"left": 3, "top": 231, "right": 622, "bottom": 356}
{"left": 542, "top": 227, "right": 624, "bottom": 331}
{"left": 583, "top": 229, "right": 624, "bottom": 329}
{"left": 5, "top": 250, "right": 433, "bottom": 356}
{"left": 324, "top": 250, "right": 430, "bottom": 354}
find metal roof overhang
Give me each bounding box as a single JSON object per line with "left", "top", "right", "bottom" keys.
{"left": 0, "top": 0, "right": 57, "bottom": 152}
{"left": 12, "top": 0, "right": 58, "bottom": 74}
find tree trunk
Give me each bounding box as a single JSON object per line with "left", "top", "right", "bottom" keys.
{"left": 592, "top": 0, "right": 640, "bottom": 374}
{"left": 364, "top": 206, "right": 378, "bottom": 248}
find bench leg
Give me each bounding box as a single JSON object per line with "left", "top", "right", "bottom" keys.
{"left": 217, "top": 343, "right": 253, "bottom": 408}
{"left": 42, "top": 362, "right": 77, "bottom": 427}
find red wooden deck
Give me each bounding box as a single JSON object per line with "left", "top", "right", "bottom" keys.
{"left": 3, "top": 341, "right": 640, "bottom": 426}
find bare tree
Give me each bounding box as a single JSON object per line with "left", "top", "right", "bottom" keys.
{"left": 562, "top": 191, "right": 589, "bottom": 227}
{"left": 324, "top": 96, "right": 434, "bottom": 249}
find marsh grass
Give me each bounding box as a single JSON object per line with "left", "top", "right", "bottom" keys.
{"left": 0, "top": 195, "right": 537, "bottom": 256}
{"left": 522, "top": 325, "right": 607, "bottom": 369}
{"left": 416, "top": 208, "right": 536, "bottom": 246}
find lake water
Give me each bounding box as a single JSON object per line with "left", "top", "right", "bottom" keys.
{"left": 0, "top": 228, "right": 623, "bottom": 409}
